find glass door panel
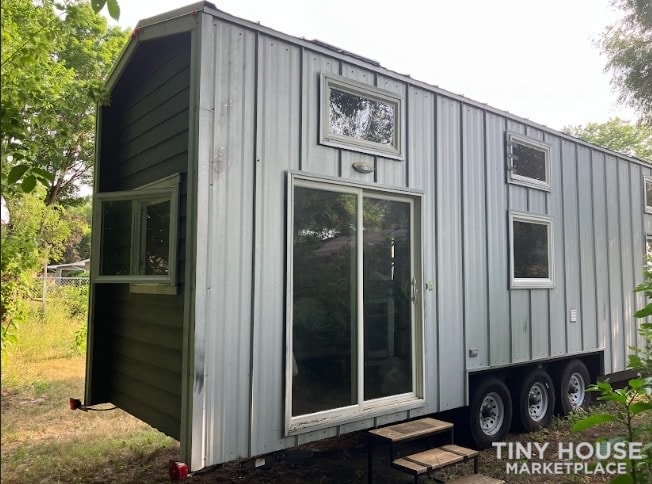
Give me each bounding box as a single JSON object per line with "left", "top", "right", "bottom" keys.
{"left": 363, "top": 197, "right": 412, "bottom": 400}
{"left": 291, "top": 186, "right": 358, "bottom": 416}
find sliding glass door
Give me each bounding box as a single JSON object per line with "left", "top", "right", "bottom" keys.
{"left": 288, "top": 177, "right": 422, "bottom": 428}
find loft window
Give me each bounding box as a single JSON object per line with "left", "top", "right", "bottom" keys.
{"left": 320, "top": 75, "right": 403, "bottom": 159}
{"left": 509, "top": 212, "right": 554, "bottom": 288}
{"left": 92, "top": 174, "right": 179, "bottom": 285}
{"left": 286, "top": 174, "right": 423, "bottom": 431}
{"left": 507, "top": 133, "right": 551, "bottom": 190}
{"left": 644, "top": 176, "right": 652, "bottom": 214}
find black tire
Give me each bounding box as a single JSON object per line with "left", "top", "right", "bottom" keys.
{"left": 556, "top": 359, "right": 591, "bottom": 415}
{"left": 469, "top": 378, "right": 512, "bottom": 449}
{"left": 517, "top": 369, "right": 555, "bottom": 432}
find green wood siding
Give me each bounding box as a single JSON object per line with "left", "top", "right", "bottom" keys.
{"left": 88, "top": 32, "right": 192, "bottom": 440}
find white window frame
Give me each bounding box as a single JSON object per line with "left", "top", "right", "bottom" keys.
{"left": 320, "top": 74, "right": 405, "bottom": 160}
{"left": 644, "top": 176, "right": 652, "bottom": 214}
{"left": 91, "top": 174, "right": 180, "bottom": 287}
{"left": 285, "top": 173, "right": 424, "bottom": 434}
{"left": 509, "top": 211, "right": 554, "bottom": 289}
{"left": 506, "top": 132, "right": 551, "bottom": 191}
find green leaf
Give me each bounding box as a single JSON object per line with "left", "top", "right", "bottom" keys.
{"left": 90, "top": 0, "right": 106, "bottom": 13}
{"left": 20, "top": 175, "right": 37, "bottom": 193}
{"left": 30, "top": 168, "right": 54, "bottom": 182}
{"left": 7, "top": 165, "right": 29, "bottom": 184}
{"left": 571, "top": 413, "right": 616, "bottom": 432}
{"left": 631, "top": 401, "right": 652, "bottom": 415}
{"left": 106, "top": 0, "right": 120, "bottom": 20}
{"left": 594, "top": 381, "right": 613, "bottom": 393}
{"left": 629, "top": 378, "right": 645, "bottom": 389}
{"left": 635, "top": 305, "right": 652, "bottom": 318}
{"left": 599, "top": 392, "right": 627, "bottom": 404}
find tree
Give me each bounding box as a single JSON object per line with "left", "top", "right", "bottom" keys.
{"left": 601, "top": 0, "right": 652, "bottom": 125}
{"left": 1, "top": 0, "right": 128, "bottom": 204}
{"left": 1, "top": 191, "right": 71, "bottom": 350}
{"left": 563, "top": 118, "right": 652, "bottom": 161}
{"left": 60, "top": 197, "right": 92, "bottom": 263}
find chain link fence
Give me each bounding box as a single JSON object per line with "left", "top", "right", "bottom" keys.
{"left": 32, "top": 276, "right": 90, "bottom": 311}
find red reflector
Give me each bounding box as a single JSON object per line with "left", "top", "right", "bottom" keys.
{"left": 168, "top": 460, "right": 188, "bottom": 480}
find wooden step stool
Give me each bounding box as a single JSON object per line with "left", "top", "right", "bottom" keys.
{"left": 392, "top": 444, "right": 479, "bottom": 483}
{"left": 367, "top": 417, "right": 454, "bottom": 483}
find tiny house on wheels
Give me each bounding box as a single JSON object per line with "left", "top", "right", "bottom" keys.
{"left": 86, "top": 1, "right": 651, "bottom": 472}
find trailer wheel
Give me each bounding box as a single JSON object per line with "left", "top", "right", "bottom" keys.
{"left": 469, "top": 378, "right": 512, "bottom": 449}
{"left": 517, "top": 369, "right": 555, "bottom": 432}
{"left": 557, "top": 359, "right": 591, "bottom": 415}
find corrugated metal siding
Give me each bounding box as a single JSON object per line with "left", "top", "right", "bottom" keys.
{"left": 486, "top": 113, "right": 510, "bottom": 366}
{"left": 462, "top": 106, "right": 488, "bottom": 370}
{"left": 88, "top": 32, "right": 192, "bottom": 440}
{"left": 606, "top": 156, "right": 624, "bottom": 373}
{"left": 592, "top": 151, "right": 610, "bottom": 368}
{"left": 301, "top": 50, "right": 339, "bottom": 176}
{"left": 192, "top": 17, "right": 257, "bottom": 468}
{"left": 562, "top": 140, "right": 582, "bottom": 354}
{"left": 407, "top": 86, "right": 437, "bottom": 411}
{"left": 547, "top": 134, "right": 568, "bottom": 357}
{"left": 436, "top": 97, "right": 465, "bottom": 409}
{"left": 620, "top": 161, "right": 635, "bottom": 356}
{"left": 250, "top": 33, "right": 303, "bottom": 456}
{"left": 577, "top": 146, "right": 597, "bottom": 350}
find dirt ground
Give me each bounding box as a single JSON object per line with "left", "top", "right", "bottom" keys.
{"left": 184, "top": 430, "right": 477, "bottom": 483}
{"left": 178, "top": 413, "right": 628, "bottom": 484}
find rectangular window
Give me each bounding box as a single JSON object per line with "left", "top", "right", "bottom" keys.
{"left": 320, "top": 75, "right": 404, "bottom": 159}
{"left": 644, "top": 176, "right": 652, "bottom": 214}
{"left": 287, "top": 175, "right": 423, "bottom": 431}
{"left": 507, "top": 133, "right": 551, "bottom": 191}
{"left": 92, "top": 175, "right": 179, "bottom": 285}
{"left": 509, "top": 212, "right": 554, "bottom": 288}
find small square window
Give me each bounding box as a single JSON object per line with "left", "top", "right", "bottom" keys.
{"left": 644, "top": 176, "right": 652, "bottom": 214}
{"left": 320, "top": 75, "right": 403, "bottom": 159}
{"left": 93, "top": 175, "right": 179, "bottom": 286}
{"left": 509, "top": 212, "right": 554, "bottom": 288}
{"left": 507, "top": 133, "right": 551, "bottom": 191}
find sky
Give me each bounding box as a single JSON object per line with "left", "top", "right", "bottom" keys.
{"left": 106, "top": 0, "right": 635, "bottom": 131}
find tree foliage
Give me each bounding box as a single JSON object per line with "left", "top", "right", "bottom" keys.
{"left": 563, "top": 118, "right": 652, "bottom": 161}
{"left": 1, "top": 192, "right": 71, "bottom": 350}
{"left": 1, "top": 0, "right": 128, "bottom": 204}
{"left": 601, "top": 0, "right": 652, "bottom": 125}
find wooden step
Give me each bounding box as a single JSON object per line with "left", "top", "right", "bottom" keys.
{"left": 439, "top": 444, "right": 479, "bottom": 459}
{"left": 369, "top": 417, "right": 453, "bottom": 442}
{"left": 447, "top": 474, "right": 505, "bottom": 484}
{"left": 392, "top": 447, "right": 463, "bottom": 475}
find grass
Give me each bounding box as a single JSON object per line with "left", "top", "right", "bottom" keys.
{"left": 1, "top": 301, "right": 179, "bottom": 483}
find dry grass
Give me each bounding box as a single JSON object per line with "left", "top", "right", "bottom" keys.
{"left": 1, "top": 303, "right": 179, "bottom": 483}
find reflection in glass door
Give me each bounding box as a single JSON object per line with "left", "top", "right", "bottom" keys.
{"left": 363, "top": 197, "right": 412, "bottom": 399}
{"left": 291, "top": 187, "right": 357, "bottom": 416}
{"left": 290, "top": 180, "right": 418, "bottom": 420}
